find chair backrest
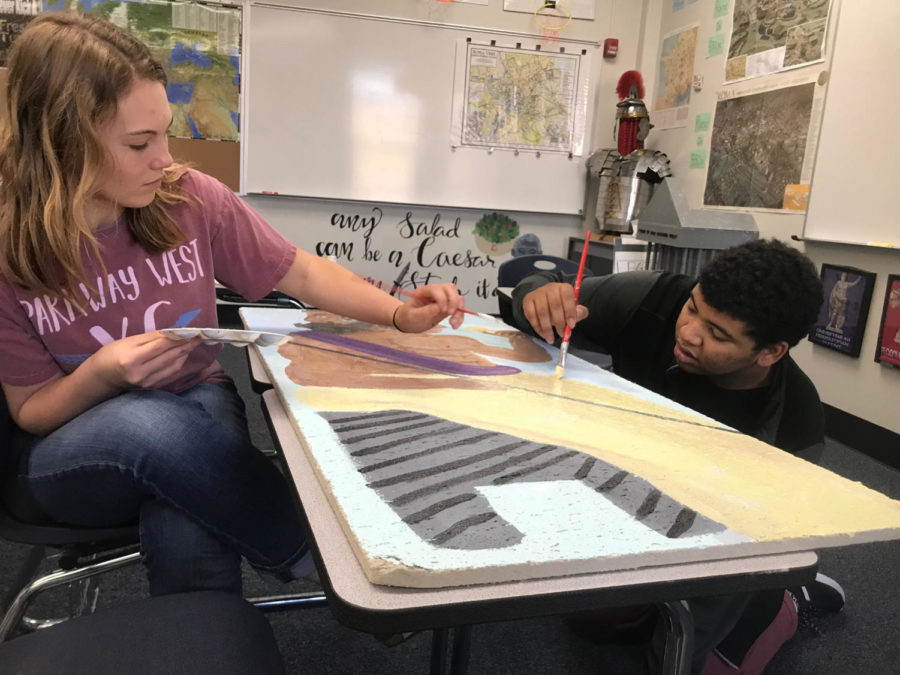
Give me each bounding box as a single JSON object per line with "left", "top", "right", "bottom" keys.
{"left": 0, "top": 388, "right": 138, "bottom": 542}
{"left": 497, "top": 254, "right": 593, "bottom": 288}
{"left": 0, "top": 389, "right": 12, "bottom": 446}
{"left": 0, "top": 389, "right": 15, "bottom": 484}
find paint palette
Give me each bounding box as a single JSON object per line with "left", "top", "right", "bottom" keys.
{"left": 160, "top": 327, "right": 289, "bottom": 347}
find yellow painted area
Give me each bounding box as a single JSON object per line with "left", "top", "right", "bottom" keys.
{"left": 294, "top": 369, "right": 900, "bottom": 542}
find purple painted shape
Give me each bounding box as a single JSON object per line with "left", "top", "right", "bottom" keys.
{"left": 300, "top": 330, "right": 521, "bottom": 376}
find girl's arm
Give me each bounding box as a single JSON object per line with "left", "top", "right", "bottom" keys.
{"left": 3, "top": 332, "right": 202, "bottom": 436}
{"left": 274, "top": 249, "right": 466, "bottom": 332}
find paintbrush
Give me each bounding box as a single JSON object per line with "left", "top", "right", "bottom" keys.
{"left": 388, "top": 262, "right": 411, "bottom": 297}
{"left": 361, "top": 274, "right": 479, "bottom": 317}
{"left": 555, "top": 229, "right": 592, "bottom": 379}
{"left": 392, "top": 285, "right": 479, "bottom": 316}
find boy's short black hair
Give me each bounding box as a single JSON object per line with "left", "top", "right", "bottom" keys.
{"left": 698, "top": 239, "right": 823, "bottom": 348}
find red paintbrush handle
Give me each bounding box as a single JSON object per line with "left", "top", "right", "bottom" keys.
{"left": 572, "top": 229, "right": 591, "bottom": 303}
{"left": 560, "top": 229, "right": 591, "bottom": 352}
{"left": 404, "top": 289, "right": 478, "bottom": 316}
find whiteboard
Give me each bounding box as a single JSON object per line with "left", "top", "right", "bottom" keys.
{"left": 802, "top": 0, "right": 900, "bottom": 247}
{"left": 244, "top": 5, "right": 599, "bottom": 214}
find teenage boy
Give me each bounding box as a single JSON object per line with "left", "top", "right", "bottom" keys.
{"left": 511, "top": 239, "right": 843, "bottom": 673}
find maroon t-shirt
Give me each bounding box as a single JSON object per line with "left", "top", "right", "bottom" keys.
{"left": 0, "top": 169, "right": 296, "bottom": 393}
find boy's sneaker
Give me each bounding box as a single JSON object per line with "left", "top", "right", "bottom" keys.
{"left": 789, "top": 573, "right": 845, "bottom": 632}
{"left": 791, "top": 573, "right": 845, "bottom": 613}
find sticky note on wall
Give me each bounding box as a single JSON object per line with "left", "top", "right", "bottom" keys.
{"left": 783, "top": 184, "right": 810, "bottom": 210}
{"left": 690, "top": 150, "right": 708, "bottom": 169}
{"left": 695, "top": 113, "right": 711, "bottom": 132}
{"left": 708, "top": 33, "right": 725, "bottom": 58}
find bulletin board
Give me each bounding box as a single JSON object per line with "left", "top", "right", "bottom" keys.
{"left": 244, "top": 4, "right": 601, "bottom": 215}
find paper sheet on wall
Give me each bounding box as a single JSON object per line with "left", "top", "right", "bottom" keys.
{"left": 703, "top": 75, "right": 823, "bottom": 211}
{"left": 451, "top": 40, "right": 590, "bottom": 156}
{"left": 653, "top": 24, "right": 699, "bottom": 130}
{"left": 725, "top": 0, "right": 832, "bottom": 82}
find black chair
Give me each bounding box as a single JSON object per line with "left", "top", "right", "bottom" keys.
{"left": 497, "top": 254, "right": 592, "bottom": 288}
{"left": 0, "top": 591, "right": 285, "bottom": 674}
{"left": 496, "top": 254, "right": 593, "bottom": 326}
{"left": 0, "top": 391, "right": 141, "bottom": 641}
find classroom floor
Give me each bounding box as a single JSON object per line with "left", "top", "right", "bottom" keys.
{"left": 1, "top": 344, "right": 897, "bottom": 674}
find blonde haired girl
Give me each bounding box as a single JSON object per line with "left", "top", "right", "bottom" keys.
{"left": 0, "top": 13, "right": 464, "bottom": 594}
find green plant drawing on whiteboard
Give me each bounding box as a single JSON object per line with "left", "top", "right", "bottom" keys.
{"left": 473, "top": 212, "right": 519, "bottom": 255}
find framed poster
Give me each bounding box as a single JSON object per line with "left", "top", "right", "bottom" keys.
{"left": 808, "top": 264, "right": 876, "bottom": 357}
{"left": 874, "top": 274, "right": 900, "bottom": 367}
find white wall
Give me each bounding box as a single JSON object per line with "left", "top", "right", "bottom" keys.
{"left": 243, "top": 0, "right": 649, "bottom": 313}
{"left": 791, "top": 245, "right": 898, "bottom": 433}
{"left": 645, "top": 0, "right": 899, "bottom": 434}
{"left": 241, "top": 0, "right": 899, "bottom": 433}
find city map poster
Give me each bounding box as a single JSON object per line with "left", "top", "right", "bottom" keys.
{"left": 703, "top": 81, "right": 815, "bottom": 210}
{"left": 3, "top": 0, "right": 241, "bottom": 141}
{"left": 726, "top": 0, "right": 831, "bottom": 82}
{"left": 653, "top": 24, "right": 699, "bottom": 130}
{"left": 808, "top": 264, "right": 876, "bottom": 358}
{"left": 875, "top": 275, "right": 900, "bottom": 368}
{"left": 453, "top": 41, "right": 590, "bottom": 156}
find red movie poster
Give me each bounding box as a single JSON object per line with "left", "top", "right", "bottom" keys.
{"left": 875, "top": 275, "right": 900, "bottom": 367}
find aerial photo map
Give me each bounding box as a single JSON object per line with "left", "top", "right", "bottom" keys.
{"left": 84, "top": 0, "right": 241, "bottom": 141}
{"left": 461, "top": 44, "right": 580, "bottom": 153}
{"left": 727, "top": 0, "right": 831, "bottom": 80}
{"left": 11, "top": 0, "right": 242, "bottom": 141}
{"left": 703, "top": 82, "right": 815, "bottom": 209}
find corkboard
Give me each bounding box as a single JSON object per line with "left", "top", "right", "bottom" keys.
{"left": 169, "top": 137, "right": 240, "bottom": 192}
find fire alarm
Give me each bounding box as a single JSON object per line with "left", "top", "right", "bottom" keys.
{"left": 603, "top": 38, "right": 619, "bottom": 58}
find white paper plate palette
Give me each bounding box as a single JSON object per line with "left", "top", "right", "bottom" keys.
{"left": 160, "top": 327, "right": 290, "bottom": 347}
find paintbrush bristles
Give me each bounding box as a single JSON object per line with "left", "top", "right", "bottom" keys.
{"left": 555, "top": 230, "right": 592, "bottom": 379}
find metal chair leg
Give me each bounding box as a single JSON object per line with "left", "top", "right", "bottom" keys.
{"left": 660, "top": 600, "right": 694, "bottom": 675}
{"left": 0, "top": 551, "right": 141, "bottom": 641}
{"left": 20, "top": 615, "right": 69, "bottom": 632}
{"left": 248, "top": 591, "right": 328, "bottom": 611}
{"left": 17, "top": 573, "right": 102, "bottom": 631}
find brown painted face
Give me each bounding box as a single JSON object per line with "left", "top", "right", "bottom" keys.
{"left": 278, "top": 310, "right": 550, "bottom": 391}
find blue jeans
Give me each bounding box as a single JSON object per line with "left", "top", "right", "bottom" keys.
{"left": 12, "top": 381, "right": 307, "bottom": 596}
